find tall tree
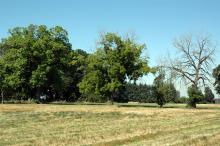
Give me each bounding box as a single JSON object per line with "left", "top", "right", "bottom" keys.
{"left": 62, "top": 49, "right": 88, "bottom": 101}
{"left": 79, "top": 33, "right": 151, "bottom": 102}
{"left": 0, "top": 25, "right": 80, "bottom": 101}
{"left": 164, "top": 34, "right": 215, "bottom": 108}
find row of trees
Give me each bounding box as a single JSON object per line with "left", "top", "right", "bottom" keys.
{"left": 125, "top": 82, "right": 179, "bottom": 104}
{"left": 152, "top": 71, "right": 214, "bottom": 107}
{"left": 0, "top": 25, "right": 153, "bottom": 103}
{"left": 0, "top": 25, "right": 219, "bottom": 108}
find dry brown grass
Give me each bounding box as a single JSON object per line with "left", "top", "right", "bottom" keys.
{"left": 0, "top": 104, "right": 220, "bottom": 146}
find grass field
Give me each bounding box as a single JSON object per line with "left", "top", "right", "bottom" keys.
{"left": 0, "top": 103, "right": 220, "bottom": 146}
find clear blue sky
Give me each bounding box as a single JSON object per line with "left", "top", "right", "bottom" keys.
{"left": 1, "top": 0, "right": 220, "bottom": 95}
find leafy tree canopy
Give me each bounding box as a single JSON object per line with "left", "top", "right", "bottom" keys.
{"left": 0, "top": 25, "right": 80, "bottom": 101}
{"left": 79, "top": 33, "right": 152, "bottom": 102}
{"left": 187, "top": 85, "right": 204, "bottom": 108}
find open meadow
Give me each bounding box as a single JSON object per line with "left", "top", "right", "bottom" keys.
{"left": 0, "top": 103, "right": 220, "bottom": 146}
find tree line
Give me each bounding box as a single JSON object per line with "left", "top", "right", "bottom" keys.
{"left": 0, "top": 25, "right": 153, "bottom": 103}
{"left": 0, "top": 25, "right": 219, "bottom": 108}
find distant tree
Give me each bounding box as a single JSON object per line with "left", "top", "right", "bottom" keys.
{"left": 213, "top": 65, "right": 220, "bottom": 96}
{"left": 153, "top": 73, "right": 166, "bottom": 107}
{"left": 164, "top": 34, "right": 215, "bottom": 108}
{"left": 163, "top": 82, "right": 178, "bottom": 103}
{"left": 175, "top": 96, "right": 189, "bottom": 103}
{"left": 125, "top": 83, "right": 156, "bottom": 103}
{"left": 204, "top": 87, "right": 215, "bottom": 103}
{"left": 187, "top": 85, "right": 204, "bottom": 108}
{"left": 79, "top": 33, "right": 152, "bottom": 102}
{"left": 153, "top": 68, "right": 179, "bottom": 107}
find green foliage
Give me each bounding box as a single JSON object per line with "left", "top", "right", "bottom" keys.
{"left": 175, "top": 96, "right": 189, "bottom": 103}
{"left": 79, "top": 33, "right": 151, "bottom": 102}
{"left": 187, "top": 85, "right": 204, "bottom": 108}
{"left": 0, "top": 26, "right": 154, "bottom": 103}
{"left": 213, "top": 64, "right": 220, "bottom": 95}
{"left": 125, "top": 82, "right": 178, "bottom": 103}
{"left": 124, "top": 83, "right": 156, "bottom": 103}
{"left": 203, "top": 87, "right": 215, "bottom": 103}
{"left": 152, "top": 71, "right": 179, "bottom": 107}
{"left": 161, "top": 82, "right": 178, "bottom": 103}
{"left": 78, "top": 53, "right": 110, "bottom": 102}
{"left": 0, "top": 25, "right": 83, "bottom": 101}
{"left": 153, "top": 73, "right": 166, "bottom": 107}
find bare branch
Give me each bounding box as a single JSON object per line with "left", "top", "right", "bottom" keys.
{"left": 164, "top": 34, "right": 215, "bottom": 88}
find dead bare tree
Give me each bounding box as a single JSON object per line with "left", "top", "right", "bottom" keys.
{"left": 163, "top": 34, "right": 215, "bottom": 107}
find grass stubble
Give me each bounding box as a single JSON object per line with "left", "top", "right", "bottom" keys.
{"left": 0, "top": 104, "right": 220, "bottom": 146}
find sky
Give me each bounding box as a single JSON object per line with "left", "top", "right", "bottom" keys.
{"left": 1, "top": 0, "right": 220, "bottom": 96}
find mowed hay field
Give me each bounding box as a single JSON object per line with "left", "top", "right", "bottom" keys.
{"left": 0, "top": 104, "right": 220, "bottom": 146}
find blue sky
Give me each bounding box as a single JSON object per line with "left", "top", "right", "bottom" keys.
{"left": 1, "top": 0, "right": 220, "bottom": 96}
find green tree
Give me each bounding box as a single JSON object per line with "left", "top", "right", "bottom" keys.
{"left": 164, "top": 82, "right": 178, "bottom": 103}
{"left": 153, "top": 70, "right": 178, "bottom": 107}
{"left": 0, "top": 62, "right": 4, "bottom": 103}
{"left": 79, "top": 33, "right": 151, "bottom": 102}
{"left": 213, "top": 65, "right": 220, "bottom": 95}
{"left": 187, "top": 85, "right": 204, "bottom": 108}
{"left": 204, "top": 87, "right": 215, "bottom": 103}
{"left": 175, "top": 96, "right": 189, "bottom": 103}
{"left": 62, "top": 49, "right": 88, "bottom": 102}
{"left": 153, "top": 73, "right": 166, "bottom": 107}
{"left": 0, "top": 25, "right": 80, "bottom": 101}
{"left": 124, "top": 83, "right": 156, "bottom": 103}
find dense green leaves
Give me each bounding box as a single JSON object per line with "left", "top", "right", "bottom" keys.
{"left": 203, "top": 87, "right": 215, "bottom": 103}
{"left": 187, "top": 85, "right": 204, "bottom": 108}
{"left": 125, "top": 83, "right": 156, "bottom": 103}
{"left": 0, "top": 26, "right": 153, "bottom": 103}
{"left": 79, "top": 33, "right": 151, "bottom": 102}
{"left": 0, "top": 25, "right": 81, "bottom": 101}
{"left": 153, "top": 72, "right": 178, "bottom": 107}
{"left": 1, "top": 25, "right": 196, "bottom": 105}
{"left": 153, "top": 73, "right": 166, "bottom": 107}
